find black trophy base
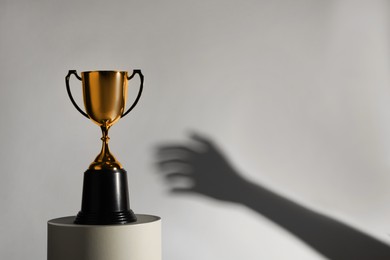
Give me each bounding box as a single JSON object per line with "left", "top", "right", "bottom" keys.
{"left": 74, "top": 168, "right": 137, "bottom": 225}
{"left": 75, "top": 209, "right": 137, "bottom": 225}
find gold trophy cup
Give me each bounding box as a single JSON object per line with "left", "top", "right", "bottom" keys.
{"left": 66, "top": 70, "right": 144, "bottom": 224}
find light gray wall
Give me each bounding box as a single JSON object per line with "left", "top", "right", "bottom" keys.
{"left": 1, "top": 0, "right": 390, "bottom": 259}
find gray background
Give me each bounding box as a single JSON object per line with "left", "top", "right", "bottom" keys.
{"left": 1, "top": 0, "right": 390, "bottom": 259}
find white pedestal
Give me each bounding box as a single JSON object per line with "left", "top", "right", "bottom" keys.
{"left": 48, "top": 214, "right": 161, "bottom": 260}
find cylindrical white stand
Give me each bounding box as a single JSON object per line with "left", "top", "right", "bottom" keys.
{"left": 48, "top": 214, "right": 161, "bottom": 260}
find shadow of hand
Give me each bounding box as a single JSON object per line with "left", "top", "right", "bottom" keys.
{"left": 156, "top": 133, "right": 246, "bottom": 202}
{"left": 155, "top": 133, "right": 390, "bottom": 259}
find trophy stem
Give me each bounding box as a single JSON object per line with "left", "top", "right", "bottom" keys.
{"left": 100, "top": 125, "right": 111, "bottom": 158}
{"left": 89, "top": 125, "right": 122, "bottom": 170}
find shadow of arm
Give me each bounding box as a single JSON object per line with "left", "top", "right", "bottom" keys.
{"left": 241, "top": 180, "right": 390, "bottom": 259}
{"left": 156, "top": 133, "right": 390, "bottom": 259}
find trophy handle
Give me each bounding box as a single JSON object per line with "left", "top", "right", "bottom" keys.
{"left": 121, "top": 69, "right": 144, "bottom": 118}
{"left": 66, "top": 70, "right": 89, "bottom": 119}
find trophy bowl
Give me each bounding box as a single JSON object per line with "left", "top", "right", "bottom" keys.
{"left": 65, "top": 69, "right": 144, "bottom": 224}
{"left": 82, "top": 71, "right": 127, "bottom": 128}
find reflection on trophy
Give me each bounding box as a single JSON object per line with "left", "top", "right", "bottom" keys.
{"left": 65, "top": 70, "right": 144, "bottom": 224}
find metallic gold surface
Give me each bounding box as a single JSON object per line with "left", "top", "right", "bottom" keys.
{"left": 81, "top": 71, "right": 129, "bottom": 170}
{"left": 82, "top": 71, "right": 128, "bottom": 127}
